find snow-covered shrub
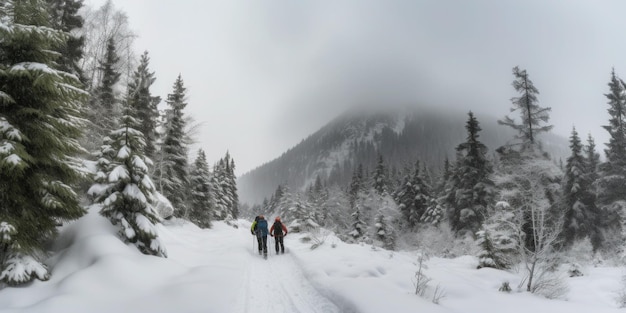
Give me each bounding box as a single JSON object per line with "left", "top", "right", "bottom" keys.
{"left": 567, "top": 263, "right": 583, "bottom": 277}
{"left": 499, "top": 281, "right": 512, "bottom": 292}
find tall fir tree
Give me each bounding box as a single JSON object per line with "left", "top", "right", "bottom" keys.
{"left": 45, "top": 0, "right": 86, "bottom": 82}
{"left": 348, "top": 163, "right": 364, "bottom": 208}
{"left": 211, "top": 152, "right": 238, "bottom": 221}
{"left": 596, "top": 69, "right": 626, "bottom": 253}
{"left": 372, "top": 154, "right": 388, "bottom": 196}
{"left": 127, "top": 51, "right": 160, "bottom": 159}
{"left": 88, "top": 107, "right": 167, "bottom": 257}
{"left": 0, "top": 0, "right": 88, "bottom": 284}
{"left": 153, "top": 75, "right": 189, "bottom": 218}
{"left": 494, "top": 66, "right": 561, "bottom": 253}
{"left": 498, "top": 66, "right": 553, "bottom": 150}
{"left": 445, "top": 112, "right": 495, "bottom": 237}
{"left": 227, "top": 157, "right": 239, "bottom": 219}
{"left": 561, "top": 127, "right": 599, "bottom": 248}
{"left": 85, "top": 37, "right": 121, "bottom": 152}
{"left": 188, "top": 149, "right": 213, "bottom": 229}
{"left": 396, "top": 161, "right": 432, "bottom": 229}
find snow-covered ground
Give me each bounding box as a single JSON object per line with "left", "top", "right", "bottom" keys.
{"left": 0, "top": 209, "right": 623, "bottom": 313}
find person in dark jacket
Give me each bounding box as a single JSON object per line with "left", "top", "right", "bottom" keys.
{"left": 270, "top": 216, "right": 288, "bottom": 254}
{"left": 251, "top": 215, "right": 269, "bottom": 257}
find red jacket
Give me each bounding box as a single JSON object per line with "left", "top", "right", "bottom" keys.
{"left": 270, "top": 221, "right": 288, "bottom": 237}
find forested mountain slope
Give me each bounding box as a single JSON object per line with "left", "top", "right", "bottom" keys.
{"left": 238, "top": 106, "right": 568, "bottom": 205}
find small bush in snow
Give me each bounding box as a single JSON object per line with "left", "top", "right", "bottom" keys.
{"left": 413, "top": 253, "right": 431, "bottom": 297}
{"left": 567, "top": 263, "right": 583, "bottom": 277}
{"left": 499, "top": 281, "right": 512, "bottom": 293}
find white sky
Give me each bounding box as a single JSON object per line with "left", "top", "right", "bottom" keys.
{"left": 0, "top": 209, "right": 621, "bottom": 312}
{"left": 84, "top": 0, "right": 626, "bottom": 175}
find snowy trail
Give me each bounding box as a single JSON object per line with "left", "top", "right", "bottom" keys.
{"left": 231, "top": 228, "right": 342, "bottom": 313}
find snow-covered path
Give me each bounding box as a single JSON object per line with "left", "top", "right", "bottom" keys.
{"left": 157, "top": 219, "right": 343, "bottom": 313}
{"left": 232, "top": 238, "right": 341, "bottom": 313}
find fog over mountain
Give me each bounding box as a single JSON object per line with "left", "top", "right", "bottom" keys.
{"left": 237, "top": 104, "right": 569, "bottom": 205}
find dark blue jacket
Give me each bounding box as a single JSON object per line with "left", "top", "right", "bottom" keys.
{"left": 255, "top": 219, "right": 269, "bottom": 237}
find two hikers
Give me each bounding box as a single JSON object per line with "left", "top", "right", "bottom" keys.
{"left": 251, "top": 215, "right": 288, "bottom": 256}
{"left": 270, "top": 217, "right": 288, "bottom": 254}
{"left": 250, "top": 215, "right": 269, "bottom": 257}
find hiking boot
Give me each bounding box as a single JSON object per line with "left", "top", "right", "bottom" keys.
{"left": 258, "top": 250, "right": 262, "bottom": 255}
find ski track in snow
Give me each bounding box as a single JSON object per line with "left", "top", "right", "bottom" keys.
{"left": 232, "top": 230, "right": 341, "bottom": 313}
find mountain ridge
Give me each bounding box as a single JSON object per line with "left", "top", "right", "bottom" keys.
{"left": 237, "top": 105, "right": 569, "bottom": 205}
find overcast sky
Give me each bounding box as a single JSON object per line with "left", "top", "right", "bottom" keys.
{"left": 84, "top": 0, "right": 626, "bottom": 175}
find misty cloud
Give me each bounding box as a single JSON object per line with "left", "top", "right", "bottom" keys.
{"left": 87, "top": 0, "right": 626, "bottom": 173}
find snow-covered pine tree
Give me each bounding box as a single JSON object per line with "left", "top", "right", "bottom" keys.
{"left": 445, "top": 112, "right": 494, "bottom": 237}
{"left": 396, "top": 161, "right": 432, "bottom": 229}
{"left": 211, "top": 158, "right": 229, "bottom": 220}
{"left": 596, "top": 69, "right": 626, "bottom": 254}
{"left": 45, "top": 0, "right": 86, "bottom": 82}
{"left": 85, "top": 37, "right": 121, "bottom": 152}
{"left": 372, "top": 155, "right": 388, "bottom": 196}
{"left": 348, "top": 163, "right": 364, "bottom": 208}
{"left": 561, "top": 127, "right": 599, "bottom": 247}
{"left": 0, "top": 0, "right": 89, "bottom": 285}
{"left": 153, "top": 74, "right": 189, "bottom": 218}
{"left": 349, "top": 204, "right": 366, "bottom": 240}
{"left": 211, "top": 152, "right": 238, "bottom": 221}
{"left": 127, "top": 51, "right": 160, "bottom": 160}
{"left": 476, "top": 202, "right": 518, "bottom": 270}
{"left": 497, "top": 66, "right": 553, "bottom": 151}
{"left": 188, "top": 149, "right": 213, "bottom": 229}
{"left": 584, "top": 134, "right": 603, "bottom": 250}
{"left": 227, "top": 157, "right": 239, "bottom": 219}
{"left": 375, "top": 212, "right": 395, "bottom": 249}
{"left": 88, "top": 107, "right": 166, "bottom": 257}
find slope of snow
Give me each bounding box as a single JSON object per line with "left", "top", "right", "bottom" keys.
{"left": 0, "top": 210, "right": 623, "bottom": 313}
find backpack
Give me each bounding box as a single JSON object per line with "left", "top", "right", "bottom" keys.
{"left": 256, "top": 219, "right": 268, "bottom": 236}
{"left": 273, "top": 221, "right": 284, "bottom": 236}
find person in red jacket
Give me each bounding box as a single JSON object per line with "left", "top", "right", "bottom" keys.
{"left": 270, "top": 216, "right": 288, "bottom": 254}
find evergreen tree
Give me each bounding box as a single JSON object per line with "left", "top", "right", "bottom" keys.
{"left": 45, "top": 0, "right": 86, "bottom": 82}
{"left": 188, "top": 149, "right": 213, "bottom": 229}
{"left": 127, "top": 51, "right": 160, "bottom": 159}
{"left": 596, "top": 69, "right": 626, "bottom": 253}
{"left": 374, "top": 213, "right": 395, "bottom": 249}
{"left": 476, "top": 202, "right": 518, "bottom": 269}
{"left": 561, "top": 127, "right": 599, "bottom": 247}
{"left": 348, "top": 163, "right": 364, "bottom": 208}
{"left": 153, "top": 75, "right": 188, "bottom": 218}
{"left": 446, "top": 112, "right": 495, "bottom": 236}
{"left": 227, "top": 157, "right": 239, "bottom": 219}
{"left": 372, "top": 155, "right": 388, "bottom": 195}
{"left": 85, "top": 37, "right": 121, "bottom": 151}
{"left": 211, "top": 152, "right": 238, "bottom": 221}
{"left": 396, "top": 161, "right": 432, "bottom": 229}
{"left": 88, "top": 108, "right": 167, "bottom": 257}
{"left": 211, "top": 159, "right": 229, "bottom": 220}
{"left": 584, "top": 134, "right": 600, "bottom": 184}
{"left": 349, "top": 204, "right": 366, "bottom": 240}
{"left": 0, "top": 0, "right": 88, "bottom": 285}
{"left": 498, "top": 66, "right": 553, "bottom": 150}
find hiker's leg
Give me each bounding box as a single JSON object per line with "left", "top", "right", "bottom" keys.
{"left": 262, "top": 236, "right": 268, "bottom": 254}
